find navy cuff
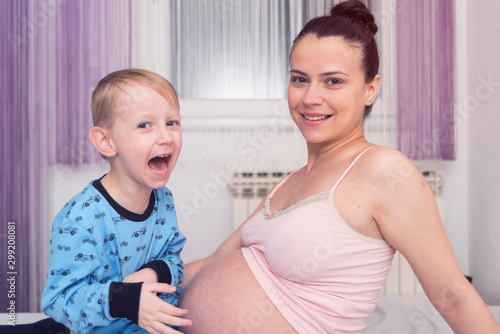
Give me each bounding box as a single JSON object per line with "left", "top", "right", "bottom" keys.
{"left": 109, "top": 282, "right": 143, "bottom": 324}
{"left": 139, "top": 260, "right": 172, "bottom": 284}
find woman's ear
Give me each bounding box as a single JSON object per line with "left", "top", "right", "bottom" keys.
{"left": 365, "top": 74, "right": 381, "bottom": 108}
{"left": 89, "top": 126, "right": 117, "bottom": 158}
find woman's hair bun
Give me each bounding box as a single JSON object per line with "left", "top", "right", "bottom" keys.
{"left": 330, "top": 0, "right": 378, "bottom": 35}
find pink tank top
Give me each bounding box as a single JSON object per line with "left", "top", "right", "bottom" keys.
{"left": 241, "top": 148, "right": 396, "bottom": 334}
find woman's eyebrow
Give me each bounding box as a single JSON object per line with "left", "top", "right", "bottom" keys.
{"left": 289, "top": 69, "right": 349, "bottom": 77}
{"left": 320, "top": 71, "right": 349, "bottom": 77}
{"left": 289, "top": 69, "right": 308, "bottom": 76}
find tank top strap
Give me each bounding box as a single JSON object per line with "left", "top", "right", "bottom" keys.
{"left": 268, "top": 171, "right": 298, "bottom": 197}
{"left": 330, "top": 146, "right": 375, "bottom": 192}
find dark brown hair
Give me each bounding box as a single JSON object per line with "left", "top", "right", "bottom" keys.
{"left": 292, "top": 0, "right": 379, "bottom": 117}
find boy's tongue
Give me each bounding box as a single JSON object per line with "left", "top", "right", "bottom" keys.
{"left": 148, "top": 156, "right": 167, "bottom": 172}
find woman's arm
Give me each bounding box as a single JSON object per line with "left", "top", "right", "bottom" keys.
{"left": 180, "top": 197, "right": 266, "bottom": 287}
{"left": 372, "top": 149, "right": 500, "bottom": 333}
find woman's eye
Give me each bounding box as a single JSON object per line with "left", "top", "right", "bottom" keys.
{"left": 138, "top": 123, "right": 151, "bottom": 129}
{"left": 291, "top": 76, "right": 308, "bottom": 84}
{"left": 326, "top": 78, "right": 342, "bottom": 85}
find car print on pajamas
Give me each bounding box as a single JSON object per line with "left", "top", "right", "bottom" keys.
{"left": 81, "top": 195, "right": 101, "bottom": 209}
{"left": 131, "top": 227, "right": 147, "bottom": 238}
{"left": 112, "top": 216, "right": 126, "bottom": 225}
{"left": 75, "top": 253, "right": 96, "bottom": 262}
{"left": 51, "top": 268, "right": 71, "bottom": 276}
{"left": 87, "top": 292, "right": 97, "bottom": 303}
{"left": 80, "top": 310, "right": 93, "bottom": 327}
{"left": 57, "top": 244, "right": 71, "bottom": 251}
{"left": 104, "top": 233, "right": 116, "bottom": 244}
{"left": 58, "top": 226, "right": 78, "bottom": 235}
{"left": 97, "top": 297, "right": 106, "bottom": 306}
{"left": 65, "top": 200, "right": 76, "bottom": 218}
{"left": 94, "top": 212, "right": 106, "bottom": 219}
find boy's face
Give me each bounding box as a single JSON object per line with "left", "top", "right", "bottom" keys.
{"left": 107, "top": 84, "right": 182, "bottom": 191}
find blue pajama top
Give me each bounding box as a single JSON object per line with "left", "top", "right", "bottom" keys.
{"left": 41, "top": 177, "right": 186, "bottom": 334}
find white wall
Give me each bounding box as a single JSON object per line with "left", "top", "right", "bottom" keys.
{"left": 466, "top": 0, "right": 500, "bottom": 305}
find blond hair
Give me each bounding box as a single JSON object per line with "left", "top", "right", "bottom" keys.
{"left": 91, "top": 69, "right": 179, "bottom": 127}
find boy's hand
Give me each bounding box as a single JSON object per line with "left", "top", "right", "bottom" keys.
{"left": 138, "top": 283, "right": 192, "bottom": 334}
{"left": 124, "top": 268, "right": 158, "bottom": 283}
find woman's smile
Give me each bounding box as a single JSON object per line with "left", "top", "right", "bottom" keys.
{"left": 301, "top": 113, "right": 332, "bottom": 121}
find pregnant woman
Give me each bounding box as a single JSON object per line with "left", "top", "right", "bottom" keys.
{"left": 178, "top": 1, "right": 500, "bottom": 333}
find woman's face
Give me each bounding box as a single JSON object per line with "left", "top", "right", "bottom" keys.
{"left": 287, "top": 34, "right": 379, "bottom": 147}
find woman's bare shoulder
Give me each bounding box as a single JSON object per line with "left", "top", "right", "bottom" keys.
{"left": 362, "top": 145, "right": 422, "bottom": 191}
{"left": 363, "top": 145, "right": 413, "bottom": 168}
{"left": 365, "top": 145, "right": 410, "bottom": 163}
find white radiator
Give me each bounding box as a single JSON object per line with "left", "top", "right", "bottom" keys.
{"left": 230, "top": 170, "right": 444, "bottom": 295}
{"left": 230, "top": 171, "right": 291, "bottom": 231}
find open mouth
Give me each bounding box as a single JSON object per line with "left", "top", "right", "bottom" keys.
{"left": 301, "top": 114, "right": 332, "bottom": 121}
{"left": 148, "top": 155, "right": 171, "bottom": 174}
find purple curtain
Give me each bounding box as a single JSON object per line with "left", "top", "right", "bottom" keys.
{"left": 1, "top": 0, "right": 131, "bottom": 312}
{"left": 396, "top": 0, "right": 456, "bottom": 160}
{"left": 1, "top": 0, "right": 30, "bottom": 313}
{"left": 51, "top": 0, "right": 132, "bottom": 166}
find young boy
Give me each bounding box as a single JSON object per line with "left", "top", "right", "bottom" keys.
{"left": 42, "top": 69, "right": 192, "bottom": 333}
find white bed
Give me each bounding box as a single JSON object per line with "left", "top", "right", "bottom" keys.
{"left": 364, "top": 294, "right": 500, "bottom": 333}
{"left": 1, "top": 312, "right": 48, "bottom": 325}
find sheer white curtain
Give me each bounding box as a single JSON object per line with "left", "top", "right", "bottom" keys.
{"left": 130, "top": 0, "right": 174, "bottom": 82}
{"left": 366, "top": 0, "right": 398, "bottom": 149}
{"left": 172, "top": 0, "right": 329, "bottom": 99}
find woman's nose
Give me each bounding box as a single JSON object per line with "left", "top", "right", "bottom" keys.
{"left": 303, "top": 83, "right": 324, "bottom": 106}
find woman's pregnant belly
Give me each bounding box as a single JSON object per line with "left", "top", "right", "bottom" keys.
{"left": 178, "top": 249, "right": 297, "bottom": 334}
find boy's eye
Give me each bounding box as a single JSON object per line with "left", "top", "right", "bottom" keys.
{"left": 167, "top": 120, "right": 179, "bottom": 126}
{"left": 138, "top": 123, "right": 151, "bottom": 129}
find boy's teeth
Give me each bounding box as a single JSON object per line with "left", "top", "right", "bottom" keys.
{"left": 304, "top": 115, "right": 329, "bottom": 121}
{"left": 148, "top": 155, "right": 169, "bottom": 174}
{"left": 150, "top": 166, "right": 168, "bottom": 173}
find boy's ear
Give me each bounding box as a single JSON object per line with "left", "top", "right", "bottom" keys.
{"left": 364, "top": 74, "right": 381, "bottom": 107}
{"left": 89, "top": 126, "right": 117, "bottom": 158}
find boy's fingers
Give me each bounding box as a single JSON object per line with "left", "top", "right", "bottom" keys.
{"left": 149, "top": 322, "right": 187, "bottom": 334}
{"left": 145, "top": 282, "right": 177, "bottom": 294}
{"left": 151, "top": 297, "right": 190, "bottom": 317}
{"left": 156, "top": 313, "right": 193, "bottom": 329}
{"left": 164, "top": 305, "right": 189, "bottom": 317}
{"left": 142, "top": 313, "right": 192, "bottom": 334}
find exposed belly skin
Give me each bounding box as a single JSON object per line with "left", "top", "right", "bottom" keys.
{"left": 178, "top": 249, "right": 297, "bottom": 334}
